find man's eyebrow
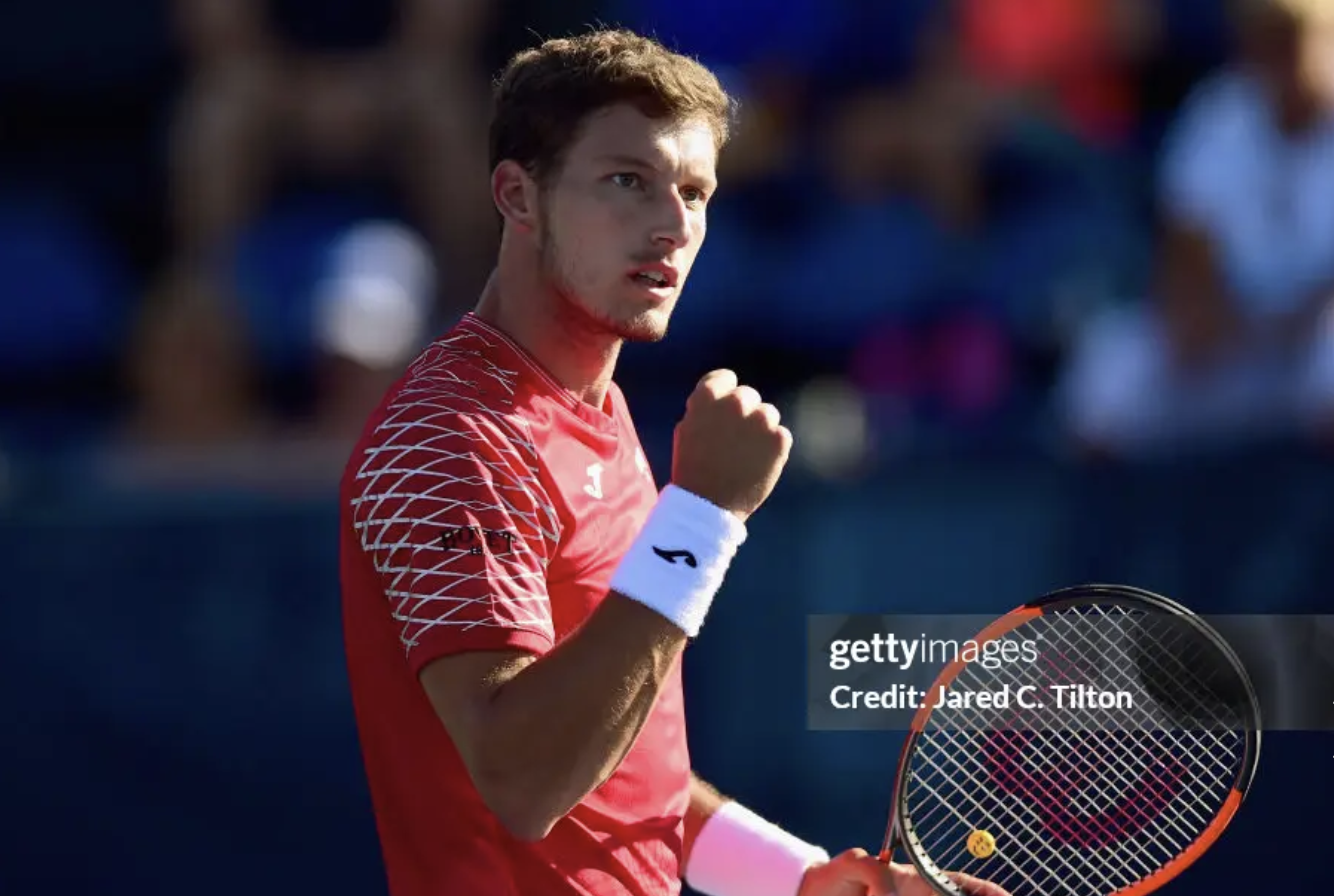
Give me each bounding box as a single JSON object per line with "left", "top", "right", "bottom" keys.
{"left": 596, "top": 153, "right": 660, "bottom": 170}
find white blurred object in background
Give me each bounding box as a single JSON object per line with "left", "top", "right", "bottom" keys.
{"left": 313, "top": 220, "right": 436, "bottom": 370}
{"left": 790, "top": 375, "right": 873, "bottom": 480}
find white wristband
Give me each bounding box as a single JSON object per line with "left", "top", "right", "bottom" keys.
{"left": 684, "top": 801, "right": 830, "bottom": 896}
{"left": 609, "top": 484, "right": 747, "bottom": 637}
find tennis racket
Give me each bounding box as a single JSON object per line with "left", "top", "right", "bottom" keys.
{"left": 876, "top": 584, "right": 1261, "bottom": 896}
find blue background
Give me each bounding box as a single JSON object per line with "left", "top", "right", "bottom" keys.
{"left": 2, "top": 438, "right": 1330, "bottom": 894}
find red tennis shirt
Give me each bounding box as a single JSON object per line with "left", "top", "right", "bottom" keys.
{"left": 340, "top": 312, "right": 690, "bottom": 896}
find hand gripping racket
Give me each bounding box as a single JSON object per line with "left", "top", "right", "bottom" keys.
{"left": 875, "top": 584, "right": 1261, "bottom": 896}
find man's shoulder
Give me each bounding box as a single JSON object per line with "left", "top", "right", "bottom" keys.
{"left": 376, "top": 327, "right": 537, "bottom": 440}
{"left": 404, "top": 323, "right": 529, "bottom": 409}
{"left": 342, "top": 330, "right": 543, "bottom": 496}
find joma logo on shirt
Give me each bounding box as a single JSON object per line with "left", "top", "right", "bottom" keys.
{"left": 439, "top": 525, "right": 516, "bottom": 556}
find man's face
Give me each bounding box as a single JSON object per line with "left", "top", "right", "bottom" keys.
{"left": 535, "top": 103, "right": 718, "bottom": 343}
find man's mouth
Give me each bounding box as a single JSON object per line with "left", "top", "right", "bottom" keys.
{"left": 629, "top": 263, "right": 678, "bottom": 289}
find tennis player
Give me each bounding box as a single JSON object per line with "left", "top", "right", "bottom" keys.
{"left": 340, "top": 27, "right": 1009, "bottom": 896}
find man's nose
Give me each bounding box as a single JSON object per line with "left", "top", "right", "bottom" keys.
{"left": 650, "top": 191, "right": 691, "bottom": 249}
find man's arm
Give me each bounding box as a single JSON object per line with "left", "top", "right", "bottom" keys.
{"left": 422, "top": 594, "right": 691, "bottom": 842}
{"left": 412, "top": 371, "right": 788, "bottom": 842}
{"left": 683, "top": 773, "right": 728, "bottom": 868}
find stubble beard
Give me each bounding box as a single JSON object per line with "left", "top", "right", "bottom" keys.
{"left": 538, "top": 212, "right": 670, "bottom": 345}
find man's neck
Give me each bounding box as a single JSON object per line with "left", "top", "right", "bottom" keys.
{"left": 473, "top": 267, "right": 621, "bottom": 410}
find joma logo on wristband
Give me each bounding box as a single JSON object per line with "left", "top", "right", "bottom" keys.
{"left": 651, "top": 546, "right": 698, "bottom": 567}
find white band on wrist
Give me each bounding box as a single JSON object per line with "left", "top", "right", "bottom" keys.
{"left": 609, "top": 484, "right": 747, "bottom": 637}
{"left": 684, "top": 801, "right": 830, "bottom": 896}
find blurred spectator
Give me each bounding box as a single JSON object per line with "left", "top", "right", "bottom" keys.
{"left": 747, "top": 1, "right": 1153, "bottom": 436}
{"left": 813, "top": 7, "right": 994, "bottom": 232}
{"left": 168, "top": 0, "right": 495, "bottom": 299}
{"left": 808, "top": 0, "right": 1161, "bottom": 233}
{"left": 140, "top": 0, "right": 500, "bottom": 460}
{"left": 122, "top": 264, "right": 267, "bottom": 450}
{"left": 120, "top": 218, "right": 435, "bottom": 452}
{"left": 1058, "top": 0, "right": 1334, "bottom": 457}
{"left": 618, "top": 0, "right": 846, "bottom": 192}
{"left": 959, "top": 0, "right": 1161, "bottom": 148}
{"left": 104, "top": 233, "right": 433, "bottom": 492}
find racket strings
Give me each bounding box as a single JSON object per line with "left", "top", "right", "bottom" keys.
{"left": 1033, "top": 612, "right": 1240, "bottom": 802}
{"left": 910, "top": 739, "right": 1111, "bottom": 895}
{"left": 1084, "top": 604, "right": 1251, "bottom": 731}
{"left": 899, "top": 605, "right": 1251, "bottom": 896}
{"left": 910, "top": 728, "right": 1217, "bottom": 894}
{"left": 909, "top": 722, "right": 1238, "bottom": 895}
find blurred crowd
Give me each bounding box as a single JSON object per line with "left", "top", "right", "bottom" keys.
{"left": 3, "top": 0, "right": 1333, "bottom": 479}
{"left": 6, "top": 8, "right": 1334, "bottom": 892}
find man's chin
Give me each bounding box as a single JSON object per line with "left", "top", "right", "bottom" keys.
{"left": 560, "top": 290, "right": 673, "bottom": 343}
{"left": 585, "top": 300, "right": 670, "bottom": 343}
{"left": 614, "top": 315, "right": 669, "bottom": 343}
{"left": 613, "top": 309, "right": 672, "bottom": 343}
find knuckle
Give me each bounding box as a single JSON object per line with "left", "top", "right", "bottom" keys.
{"left": 703, "top": 382, "right": 734, "bottom": 402}
{"left": 697, "top": 369, "right": 736, "bottom": 395}
{"left": 733, "top": 385, "right": 762, "bottom": 409}
{"left": 688, "top": 385, "right": 723, "bottom": 408}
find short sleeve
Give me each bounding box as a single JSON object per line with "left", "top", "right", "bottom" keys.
{"left": 348, "top": 401, "right": 561, "bottom": 672}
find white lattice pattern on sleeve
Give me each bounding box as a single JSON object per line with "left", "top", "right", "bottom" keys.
{"left": 349, "top": 335, "right": 563, "bottom": 655}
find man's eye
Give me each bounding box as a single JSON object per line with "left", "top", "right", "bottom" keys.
{"left": 611, "top": 173, "right": 641, "bottom": 189}
{"left": 682, "top": 187, "right": 708, "bottom": 204}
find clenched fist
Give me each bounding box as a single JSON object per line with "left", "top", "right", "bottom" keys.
{"left": 671, "top": 369, "right": 792, "bottom": 521}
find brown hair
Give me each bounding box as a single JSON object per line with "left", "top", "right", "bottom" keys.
{"left": 488, "top": 28, "right": 736, "bottom": 186}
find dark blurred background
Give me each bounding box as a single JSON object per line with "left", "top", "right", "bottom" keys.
{"left": 2, "top": 0, "right": 1332, "bottom": 893}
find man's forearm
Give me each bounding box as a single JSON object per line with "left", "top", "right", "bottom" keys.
{"left": 476, "top": 595, "right": 688, "bottom": 839}
{"left": 684, "top": 774, "right": 728, "bottom": 868}
{"left": 456, "top": 484, "right": 749, "bottom": 841}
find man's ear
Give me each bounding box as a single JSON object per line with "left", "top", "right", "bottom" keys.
{"left": 492, "top": 161, "right": 540, "bottom": 234}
